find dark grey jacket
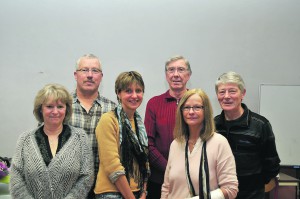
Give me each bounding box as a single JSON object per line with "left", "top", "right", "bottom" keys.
{"left": 215, "top": 103, "right": 280, "bottom": 192}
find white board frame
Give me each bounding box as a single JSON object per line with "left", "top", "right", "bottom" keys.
{"left": 259, "top": 84, "right": 300, "bottom": 167}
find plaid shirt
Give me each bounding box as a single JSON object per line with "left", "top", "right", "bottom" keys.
{"left": 68, "top": 91, "right": 116, "bottom": 178}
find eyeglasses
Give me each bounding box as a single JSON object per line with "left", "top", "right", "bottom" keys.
{"left": 181, "top": 106, "right": 204, "bottom": 112}
{"left": 217, "top": 89, "right": 239, "bottom": 97}
{"left": 166, "top": 67, "right": 188, "bottom": 74}
{"left": 76, "top": 68, "right": 102, "bottom": 74}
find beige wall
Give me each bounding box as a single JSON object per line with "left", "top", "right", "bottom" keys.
{"left": 1, "top": 0, "right": 300, "bottom": 157}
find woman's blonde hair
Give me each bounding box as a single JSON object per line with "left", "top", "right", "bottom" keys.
{"left": 33, "top": 83, "right": 73, "bottom": 123}
{"left": 174, "top": 89, "right": 215, "bottom": 143}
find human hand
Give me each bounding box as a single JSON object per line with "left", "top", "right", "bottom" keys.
{"left": 139, "top": 192, "right": 146, "bottom": 199}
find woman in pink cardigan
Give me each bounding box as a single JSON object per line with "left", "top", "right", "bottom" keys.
{"left": 161, "top": 89, "right": 238, "bottom": 199}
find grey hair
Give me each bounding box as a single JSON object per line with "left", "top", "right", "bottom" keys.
{"left": 165, "top": 55, "right": 192, "bottom": 74}
{"left": 215, "top": 71, "right": 245, "bottom": 93}
{"left": 75, "top": 54, "right": 101, "bottom": 70}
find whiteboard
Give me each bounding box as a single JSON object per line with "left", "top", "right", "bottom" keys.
{"left": 259, "top": 84, "right": 300, "bottom": 167}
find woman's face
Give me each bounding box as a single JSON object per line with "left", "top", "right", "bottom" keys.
{"left": 118, "top": 83, "right": 143, "bottom": 115}
{"left": 41, "top": 98, "right": 66, "bottom": 127}
{"left": 182, "top": 94, "right": 205, "bottom": 129}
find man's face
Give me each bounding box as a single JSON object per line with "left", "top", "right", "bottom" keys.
{"left": 217, "top": 83, "right": 245, "bottom": 113}
{"left": 74, "top": 58, "right": 103, "bottom": 95}
{"left": 165, "top": 59, "right": 191, "bottom": 91}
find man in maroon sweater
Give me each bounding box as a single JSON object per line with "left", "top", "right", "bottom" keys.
{"left": 144, "top": 55, "right": 192, "bottom": 199}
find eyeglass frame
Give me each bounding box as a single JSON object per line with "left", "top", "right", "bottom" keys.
{"left": 166, "top": 66, "right": 189, "bottom": 74}
{"left": 181, "top": 106, "right": 204, "bottom": 112}
{"left": 217, "top": 88, "right": 239, "bottom": 97}
{"left": 76, "top": 68, "right": 102, "bottom": 74}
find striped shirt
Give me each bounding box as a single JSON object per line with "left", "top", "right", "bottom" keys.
{"left": 69, "top": 91, "right": 116, "bottom": 179}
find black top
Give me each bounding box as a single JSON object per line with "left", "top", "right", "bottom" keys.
{"left": 35, "top": 125, "right": 71, "bottom": 166}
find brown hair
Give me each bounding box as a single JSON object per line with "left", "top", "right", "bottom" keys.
{"left": 115, "top": 71, "right": 145, "bottom": 102}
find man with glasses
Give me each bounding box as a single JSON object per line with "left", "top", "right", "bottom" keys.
{"left": 69, "top": 54, "right": 116, "bottom": 199}
{"left": 214, "top": 71, "right": 280, "bottom": 199}
{"left": 144, "top": 55, "right": 192, "bottom": 199}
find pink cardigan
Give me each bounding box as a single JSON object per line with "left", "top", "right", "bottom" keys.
{"left": 161, "top": 133, "right": 238, "bottom": 199}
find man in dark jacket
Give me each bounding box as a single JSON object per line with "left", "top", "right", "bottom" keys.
{"left": 214, "top": 71, "right": 280, "bottom": 199}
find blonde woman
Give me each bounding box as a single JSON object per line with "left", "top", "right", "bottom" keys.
{"left": 161, "top": 89, "right": 238, "bottom": 199}
{"left": 10, "top": 84, "right": 94, "bottom": 199}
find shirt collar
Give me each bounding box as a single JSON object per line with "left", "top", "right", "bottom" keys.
{"left": 219, "top": 103, "right": 250, "bottom": 127}
{"left": 164, "top": 89, "right": 189, "bottom": 101}
{"left": 72, "top": 90, "right": 101, "bottom": 105}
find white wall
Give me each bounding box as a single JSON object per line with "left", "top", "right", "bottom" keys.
{"left": 1, "top": 0, "right": 300, "bottom": 157}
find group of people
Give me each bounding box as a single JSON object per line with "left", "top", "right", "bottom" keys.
{"left": 9, "top": 54, "right": 280, "bottom": 199}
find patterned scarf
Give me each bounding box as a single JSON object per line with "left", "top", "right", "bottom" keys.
{"left": 114, "top": 105, "right": 150, "bottom": 192}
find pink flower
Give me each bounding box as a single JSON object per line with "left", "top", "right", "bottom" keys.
{"left": 0, "top": 161, "right": 9, "bottom": 179}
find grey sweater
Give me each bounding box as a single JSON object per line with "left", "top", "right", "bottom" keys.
{"left": 9, "top": 125, "right": 94, "bottom": 199}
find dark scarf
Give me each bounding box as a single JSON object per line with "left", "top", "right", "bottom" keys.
{"left": 185, "top": 140, "right": 210, "bottom": 199}
{"left": 114, "top": 106, "right": 150, "bottom": 193}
